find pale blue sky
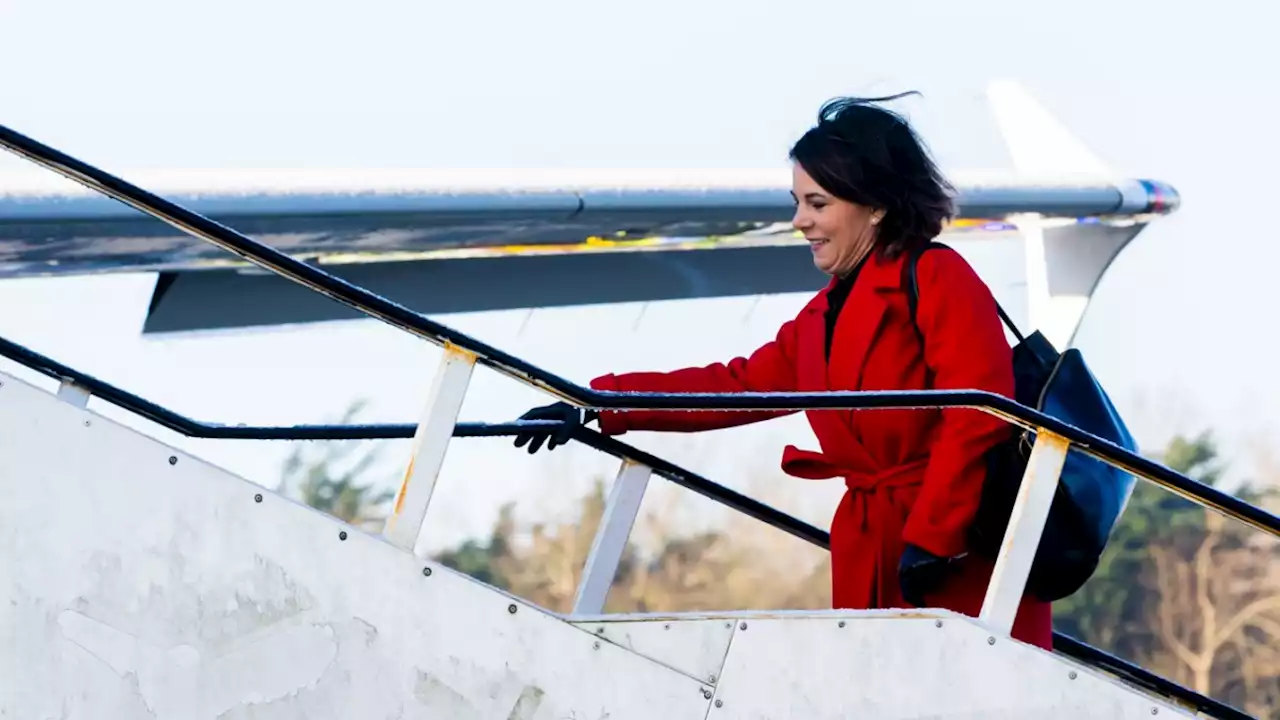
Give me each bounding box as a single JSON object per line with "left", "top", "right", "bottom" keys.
{"left": 1, "top": 0, "right": 1277, "bottom": 550}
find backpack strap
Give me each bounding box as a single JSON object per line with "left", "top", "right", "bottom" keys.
{"left": 905, "top": 241, "right": 1025, "bottom": 344}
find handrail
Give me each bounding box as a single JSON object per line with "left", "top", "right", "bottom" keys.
{"left": 0, "top": 333, "right": 826, "bottom": 548}
{"left": 0, "top": 122, "right": 1265, "bottom": 717}
{"left": 1, "top": 122, "right": 1277, "bottom": 544}
{"left": 0, "top": 332, "right": 1250, "bottom": 719}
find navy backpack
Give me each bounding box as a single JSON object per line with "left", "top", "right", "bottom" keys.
{"left": 905, "top": 241, "right": 1138, "bottom": 602}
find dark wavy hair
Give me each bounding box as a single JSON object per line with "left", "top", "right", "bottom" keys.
{"left": 789, "top": 92, "right": 956, "bottom": 259}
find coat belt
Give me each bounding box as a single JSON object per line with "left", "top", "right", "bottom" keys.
{"left": 782, "top": 446, "right": 929, "bottom": 530}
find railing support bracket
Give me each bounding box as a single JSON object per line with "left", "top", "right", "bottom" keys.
{"left": 978, "top": 430, "right": 1070, "bottom": 636}
{"left": 56, "top": 377, "right": 91, "bottom": 409}
{"left": 383, "top": 344, "right": 476, "bottom": 553}
{"left": 572, "top": 458, "right": 652, "bottom": 615}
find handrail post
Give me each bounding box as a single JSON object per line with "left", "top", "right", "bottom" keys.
{"left": 382, "top": 344, "right": 476, "bottom": 553}
{"left": 572, "top": 458, "right": 652, "bottom": 615}
{"left": 978, "top": 429, "right": 1070, "bottom": 636}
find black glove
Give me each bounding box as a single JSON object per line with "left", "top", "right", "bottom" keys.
{"left": 898, "top": 543, "right": 954, "bottom": 608}
{"left": 512, "top": 401, "right": 598, "bottom": 454}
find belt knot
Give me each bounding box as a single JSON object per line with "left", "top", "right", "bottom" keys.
{"left": 781, "top": 446, "right": 928, "bottom": 531}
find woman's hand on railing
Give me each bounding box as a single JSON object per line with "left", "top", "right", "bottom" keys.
{"left": 512, "top": 402, "right": 600, "bottom": 454}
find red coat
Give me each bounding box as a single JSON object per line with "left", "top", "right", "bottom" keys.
{"left": 590, "top": 246, "right": 1053, "bottom": 650}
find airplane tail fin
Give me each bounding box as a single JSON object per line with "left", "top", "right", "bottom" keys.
{"left": 986, "top": 80, "right": 1115, "bottom": 181}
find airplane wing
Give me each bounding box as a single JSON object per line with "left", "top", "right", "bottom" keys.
{"left": 0, "top": 80, "right": 1179, "bottom": 336}
{"left": 0, "top": 168, "right": 1178, "bottom": 334}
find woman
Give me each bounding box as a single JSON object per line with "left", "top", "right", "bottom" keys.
{"left": 512, "top": 93, "right": 1053, "bottom": 650}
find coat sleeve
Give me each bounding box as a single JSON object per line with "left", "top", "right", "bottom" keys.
{"left": 901, "top": 248, "right": 1016, "bottom": 559}
{"left": 589, "top": 317, "right": 802, "bottom": 435}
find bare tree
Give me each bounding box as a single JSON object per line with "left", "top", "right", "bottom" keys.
{"left": 1150, "top": 511, "right": 1280, "bottom": 694}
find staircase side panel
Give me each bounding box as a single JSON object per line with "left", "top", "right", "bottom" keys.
{"left": 0, "top": 374, "right": 711, "bottom": 719}
{"left": 708, "top": 615, "right": 1195, "bottom": 719}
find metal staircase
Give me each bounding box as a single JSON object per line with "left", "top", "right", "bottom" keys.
{"left": 0, "top": 123, "right": 1274, "bottom": 719}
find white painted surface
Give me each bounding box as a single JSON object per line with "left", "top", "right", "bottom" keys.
{"left": 0, "top": 370, "right": 1196, "bottom": 718}
{"left": 708, "top": 613, "right": 1193, "bottom": 719}
{"left": 0, "top": 372, "right": 708, "bottom": 719}
{"left": 573, "top": 459, "right": 652, "bottom": 615}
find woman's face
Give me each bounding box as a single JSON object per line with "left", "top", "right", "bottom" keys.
{"left": 790, "top": 163, "right": 881, "bottom": 277}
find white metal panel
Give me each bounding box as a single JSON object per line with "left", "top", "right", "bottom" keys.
{"left": 707, "top": 612, "right": 1194, "bottom": 719}
{"left": 572, "top": 614, "right": 737, "bottom": 685}
{"left": 0, "top": 372, "right": 710, "bottom": 720}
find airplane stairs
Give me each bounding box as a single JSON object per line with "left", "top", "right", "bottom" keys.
{"left": 0, "top": 367, "right": 1222, "bottom": 718}
{"left": 0, "top": 121, "right": 1272, "bottom": 718}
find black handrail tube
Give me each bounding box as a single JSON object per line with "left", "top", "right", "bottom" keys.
{"left": 0, "top": 334, "right": 1250, "bottom": 718}
{"left": 3, "top": 122, "right": 1277, "bottom": 544}
{"left": 0, "top": 332, "right": 828, "bottom": 546}
{"left": 3, "top": 334, "right": 1277, "bottom": 548}
{"left": 568, "top": 425, "right": 833, "bottom": 549}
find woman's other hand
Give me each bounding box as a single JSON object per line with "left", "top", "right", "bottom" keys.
{"left": 898, "top": 543, "right": 956, "bottom": 608}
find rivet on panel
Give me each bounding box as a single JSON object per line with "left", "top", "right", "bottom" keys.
{"left": 596, "top": 626, "right": 605, "bottom": 634}
{"left": 254, "top": 493, "right": 263, "bottom": 503}
{"left": 593, "top": 641, "right": 600, "bottom": 650}
{"left": 701, "top": 688, "right": 712, "bottom": 700}
{"left": 987, "top": 636, "right": 996, "bottom": 645}
{"left": 715, "top": 699, "right": 724, "bottom": 709}
{"left": 338, "top": 531, "right": 348, "bottom": 541}
{"left": 422, "top": 567, "right": 432, "bottom": 577}
{"left": 739, "top": 622, "right": 747, "bottom": 630}
{"left": 664, "top": 623, "right": 671, "bottom": 630}
{"left": 708, "top": 674, "right": 717, "bottom": 683}
{"left": 508, "top": 604, "right": 518, "bottom": 614}
{"left": 934, "top": 620, "right": 943, "bottom": 628}
{"left": 1151, "top": 709, "right": 1158, "bottom": 716}
{"left": 837, "top": 620, "right": 846, "bottom": 628}
{"left": 1068, "top": 671, "right": 1077, "bottom": 680}
{"left": 83, "top": 420, "right": 91, "bottom": 427}
{"left": 168, "top": 456, "right": 178, "bottom": 465}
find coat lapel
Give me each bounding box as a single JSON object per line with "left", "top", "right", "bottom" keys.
{"left": 788, "top": 254, "right": 906, "bottom": 442}
{"left": 795, "top": 278, "right": 835, "bottom": 393}
{"left": 806, "top": 253, "right": 907, "bottom": 470}
{"left": 830, "top": 290, "right": 886, "bottom": 392}
{"left": 792, "top": 281, "right": 869, "bottom": 464}
{"left": 828, "top": 253, "right": 903, "bottom": 392}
